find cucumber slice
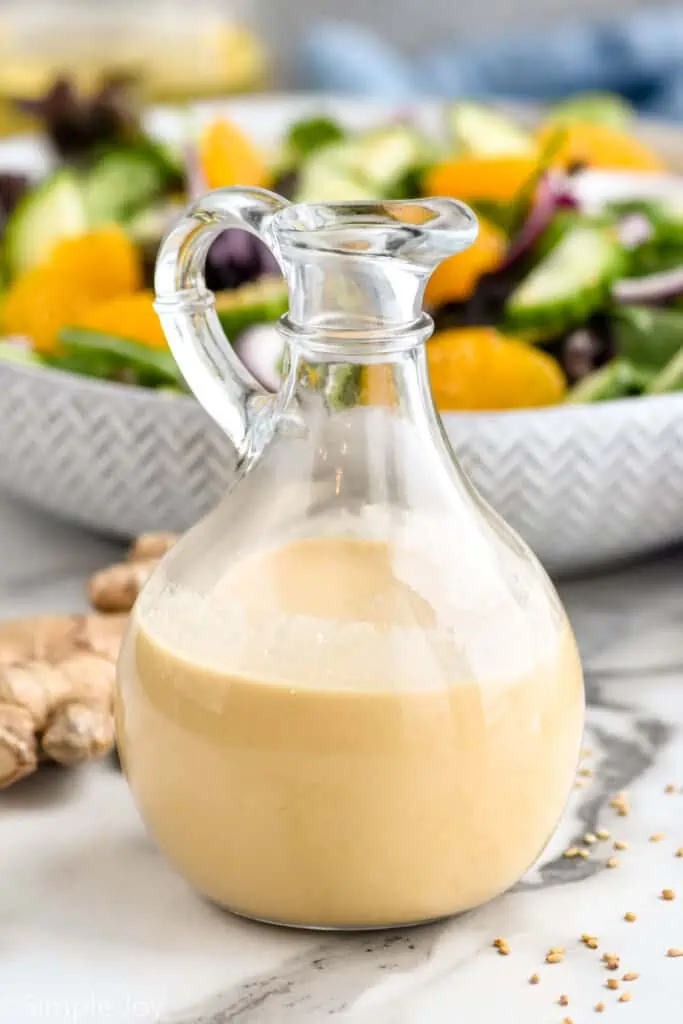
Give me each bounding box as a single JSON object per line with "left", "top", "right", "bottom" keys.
{"left": 294, "top": 125, "right": 428, "bottom": 204}
{"left": 505, "top": 225, "right": 624, "bottom": 334}
{"left": 647, "top": 346, "right": 683, "bottom": 394}
{"left": 352, "top": 125, "right": 429, "bottom": 191}
{"left": 446, "top": 102, "right": 533, "bottom": 156}
{"left": 5, "top": 170, "right": 87, "bottom": 276}
{"left": 548, "top": 92, "right": 634, "bottom": 130}
{"left": 567, "top": 359, "right": 653, "bottom": 402}
{"left": 0, "top": 340, "right": 43, "bottom": 367}
{"left": 85, "top": 149, "right": 167, "bottom": 225}
{"left": 215, "top": 276, "right": 288, "bottom": 341}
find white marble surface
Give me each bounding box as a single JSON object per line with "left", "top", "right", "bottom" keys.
{"left": 2, "top": 493, "right": 683, "bottom": 1023}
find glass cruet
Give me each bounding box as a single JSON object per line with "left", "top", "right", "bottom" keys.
{"left": 116, "top": 186, "right": 585, "bottom": 931}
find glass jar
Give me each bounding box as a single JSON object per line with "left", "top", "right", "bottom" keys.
{"left": 116, "top": 187, "right": 585, "bottom": 930}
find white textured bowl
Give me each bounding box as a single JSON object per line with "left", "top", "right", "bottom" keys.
{"left": 1, "top": 95, "right": 683, "bottom": 573}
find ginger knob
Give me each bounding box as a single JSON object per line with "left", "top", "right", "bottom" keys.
{"left": 87, "top": 560, "right": 157, "bottom": 613}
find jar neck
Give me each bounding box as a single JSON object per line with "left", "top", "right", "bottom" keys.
{"left": 281, "top": 319, "right": 441, "bottom": 431}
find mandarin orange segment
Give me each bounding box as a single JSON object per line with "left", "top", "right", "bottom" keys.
{"left": 425, "top": 217, "right": 506, "bottom": 307}
{"left": 49, "top": 226, "right": 143, "bottom": 300}
{"left": 536, "top": 120, "right": 664, "bottom": 172}
{"left": 3, "top": 267, "right": 91, "bottom": 355}
{"left": 199, "top": 117, "right": 270, "bottom": 190}
{"left": 73, "top": 291, "right": 167, "bottom": 349}
{"left": 424, "top": 156, "right": 539, "bottom": 205}
{"left": 427, "top": 327, "right": 567, "bottom": 411}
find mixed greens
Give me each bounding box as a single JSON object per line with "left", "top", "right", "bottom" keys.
{"left": 2, "top": 81, "right": 683, "bottom": 411}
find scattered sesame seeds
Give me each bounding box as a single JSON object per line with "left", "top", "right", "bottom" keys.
{"left": 661, "top": 888, "right": 676, "bottom": 901}
{"left": 614, "top": 840, "right": 628, "bottom": 851}
{"left": 606, "top": 857, "right": 620, "bottom": 869}
{"left": 546, "top": 951, "right": 563, "bottom": 964}
{"left": 624, "top": 912, "right": 637, "bottom": 923}
{"left": 559, "top": 994, "right": 569, "bottom": 1006}
{"left": 607, "top": 978, "right": 620, "bottom": 990}
{"left": 665, "top": 784, "right": 676, "bottom": 794}
{"left": 596, "top": 829, "right": 611, "bottom": 840}
{"left": 667, "top": 948, "right": 683, "bottom": 957}
{"left": 622, "top": 973, "right": 639, "bottom": 982}
{"left": 581, "top": 934, "right": 599, "bottom": 949}
{"left": 595, "top": 1001, "right": 605, "bottom": 1013}
{"left": 619, "top": 993, "right": 632, "bottom": 1003}
{"left": 584, "top": 832, "right": 597, "bottom": 845}
{"left": 650, "top": 833, "right": 665, "bottom": 842}
{"left": 492, "top": 937, "right": 510, "bottom": 955}
{"left": 529, "top": 973, "right": 540, "bottom": 985}
{"left": 564, "top": 847, "right": 581, "bottom": 859}
{"left": 610, "top": 793, "right": 630, "bottom": 816}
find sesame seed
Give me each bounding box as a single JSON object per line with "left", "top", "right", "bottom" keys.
{"left": 610, "top": 793, "right": 630, "bottom": 816}
{"left": 665, "top": 784, "right": 676, "bottom": 794}
{"left": 581, "top": 747, "right": 592, "bottom": 758}
{"left": 614, "top": 840, "right": 628, "bottom": 851}
{"left": 584, "top": 832, "right": 597, "bottom": 845}
{"left": 577, "top": 848, "right": 591, "bottom": 860}
{"left": 675, "top": 848, "right": 683, "bottom": 858}
{"left": 585, "top": 937, "right": 599, "bottom": 949}
{"left": 607, "top": 978, "right": 620, "bottom": 990}
{"left": 546, "top": 952, "right": 563, "bottom": 964}
{"left": 562, "top": 1018, "right": 574, "bottom": 1024}
{"left": 595, "top": 1002, "right": 605, "bottom": 1013}
{"left": 622, "top": 973, "right": 639, "bottom": 982}
{"left": 492, "top": 937, "right": 510, "bottom": 955}
{"left": 596, "top": 829, "right": 611, "bottom": 840}
{"left": 619, "top": 992, "right": 632, "bottom": 1003}
{"left": 650, "top": 833, "right": 665, "bottom": 842}
{"left": 579, "top": 767, "right": 594, "bottom": 777}
{"left": 529, "top": 973, "right": 540, "bottom": 985}
{"left": 559, "top": 994, "right": 569, "bottom": 1006}
{"left": 603, "top": 954, "right": 620, "bottom": 971}
{"left": 549, "top": 947, "right": 565, "bottom": 955}
{"left": 667, "top": 948, "right": 683, "bottom": 957}
{"left": 661, "top": 888, "right": 676, "bottom": 901}
{"left": 624, "top": 912, "right": 637, "bottom": 922}
{"left": 606, "top": 857, "right": 619, "bottom": 868}
{"left": 564, "top": 847, "right": 581, "bottom": 859}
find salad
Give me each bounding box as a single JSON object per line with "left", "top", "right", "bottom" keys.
{"left": 1, "top": 81, "right": 683, "bottom": 411}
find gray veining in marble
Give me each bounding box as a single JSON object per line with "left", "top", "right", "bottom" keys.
{"left": 2, "top": 493, "right": 683, "bottom": 1023}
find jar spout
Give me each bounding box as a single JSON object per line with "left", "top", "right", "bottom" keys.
{"left": 273, "top": 198, "right": 478, "bottom": 332}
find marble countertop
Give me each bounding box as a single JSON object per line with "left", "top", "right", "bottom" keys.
{"left": 2, "top": 494, "right": 683, "bottom": 1024}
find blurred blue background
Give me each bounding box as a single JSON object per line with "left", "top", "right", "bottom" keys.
{"left": 259, "top": 2, "right": 683, "bottom": 119}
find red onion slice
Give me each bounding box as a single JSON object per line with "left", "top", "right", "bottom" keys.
{"left": 612, "top": 267, "right": 683, "bottom": 305}
{"left": 503, "top": 172, "right": 577, "bottom": 267}
{"left": 233, "top": 324, "right": 283, "bottom": 392}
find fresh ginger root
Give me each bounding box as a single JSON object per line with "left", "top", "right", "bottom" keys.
{"left": 88, "top": 531, "right": 178, "bottom": 613}
{"left": 0, "top": 531, "right": 178, "bottom": 789}
{"left": 0, "top": 615, "right": 126, "bottom": 788}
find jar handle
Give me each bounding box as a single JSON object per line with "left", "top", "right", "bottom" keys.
{"left": 154, "top": 186, "right": 289, "bottom": 460}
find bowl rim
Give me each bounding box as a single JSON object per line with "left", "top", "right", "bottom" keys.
{"left": 3, "top": 91, "right": 683, "bottom": 422}
{"left": 2, "top": 353, "right": 682, "bottom": 425}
